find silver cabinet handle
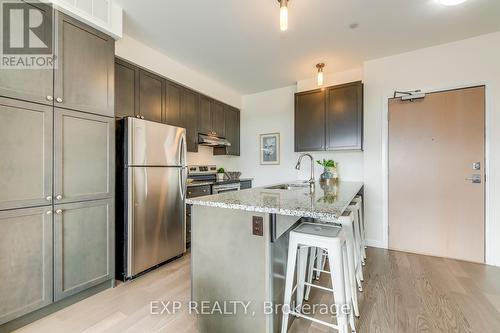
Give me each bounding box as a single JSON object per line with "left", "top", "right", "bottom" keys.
{"left": 46, "top": 196, "right": 52, "bottom": 201}
{"left": 46, "top": 210, "right": 52, "bottom": 215}
{"left": 141, "top": 116, "right": 145, "bottom": 119}
{"left": 56, "top": 195, "right": 62, "bottom": 200}
{"left": 46, "top": 95, "right": 53, "bottom": 101}
{"left": 55, "top": 209, "right": 63, "bottom": 215}
{"left": 56, "top": 97, "right": 63, "bottom": 103}
{"left": 136, "top": 115, "right": 141, "bottom": 118}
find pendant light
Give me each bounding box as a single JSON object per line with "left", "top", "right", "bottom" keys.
{"left": 279, "top": 0, "right": 288, "bottom": 31}
{"left": 316, "top": 63, "right": 325, "bottom": 86}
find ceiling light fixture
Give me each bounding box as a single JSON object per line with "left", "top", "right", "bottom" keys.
{"left": 316, "top": 63, "right": 325, "bottom": 86}
{"left": 278, "top": 0, "right": 288, "bottom": 31}
{"left": 437, "top": 0, "right": 468, "bottom": 6}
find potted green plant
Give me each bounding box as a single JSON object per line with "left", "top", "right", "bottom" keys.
{"left": 217, "top": 167, "right": 225, "bottom": 182}
{"left": 316, "top": 159, "right": 338, "bottom": 183}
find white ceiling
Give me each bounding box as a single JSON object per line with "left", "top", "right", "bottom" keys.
{"left": 114, "top": 0, "right": 500, "bottom": 94}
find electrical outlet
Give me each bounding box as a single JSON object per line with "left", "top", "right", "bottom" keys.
{"left": 252, "top": 216, "right": 264, "bottom": 236}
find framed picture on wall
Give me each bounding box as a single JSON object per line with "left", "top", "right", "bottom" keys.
{"left": 260, "top": 133, "right": 280, "bottom": 165}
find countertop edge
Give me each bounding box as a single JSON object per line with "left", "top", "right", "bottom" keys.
{"left": 186, "top": 199, "right": 340, "bottom": 221}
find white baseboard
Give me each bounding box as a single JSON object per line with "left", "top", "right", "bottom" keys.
{"left": 365, "top": 239, "right": 386, "bottom": 249}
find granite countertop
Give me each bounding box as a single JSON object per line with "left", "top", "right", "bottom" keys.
{"left": 186, "top": 180, "right": 363, "bottom": 221}
{"left": 187, "top": 178, "right": 254, "bottom": 187}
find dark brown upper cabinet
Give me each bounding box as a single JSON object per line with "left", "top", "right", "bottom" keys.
{"left": 326, "top": 82, "right": 363, "bottom": 150}
{"left": 198, "top": 95, "right": 214, "bottom": 135}
{"left": 180, "top": 88, "right": 198, "bottom": 152}
{"left": 138, "top": 70, "right": 164, "bottom": 123}
{"left": 0, "top": 1, "right": 53, "bottom": 106}
{"left": 294, "top": 81, "right": 363, "bottom": 152}
{"left": 0, "top": 7, "right": 115, "bottom": 118}
{"left": 198, "top": 96, "right": 226, "bottom": 138}
{"left": 115, "top": 58, "right": 138, "bottom": 119}
{"left": 211, "top": 101, "right": 226, "bottom": 138}
{"left": 214, "top": 106, "right": 240, "bottom": 156}
{"left": 113, "top": 58, "right": 240, "bottom": 154}
{"left": 54, "top": 12, "right": 115, "bottom": 117}
{"left": 295, "top": 89, "right": 326, "bottom": 152}
{"left": 164, "top": 81, "right": 182, "bottom": 127}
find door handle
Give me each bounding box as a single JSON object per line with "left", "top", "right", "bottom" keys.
{"left": 56, "top": 97, "right": 63, "bottom": 103}
{"left": 465, "top": 174, "right": 482, "bottom": 184}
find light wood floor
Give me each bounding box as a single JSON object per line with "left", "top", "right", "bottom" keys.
{"left": 14, "top": 248, "right": 500, "bottom": 333}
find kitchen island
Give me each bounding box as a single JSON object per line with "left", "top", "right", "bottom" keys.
{"left": 187, "top": 180, "right": 363, "bottom": 333}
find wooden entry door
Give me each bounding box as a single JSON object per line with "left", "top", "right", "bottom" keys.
{"left": 388, "top": 86, "right": 485, "bottom": 263}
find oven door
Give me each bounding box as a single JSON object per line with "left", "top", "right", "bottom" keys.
{"left": 212, "top": 183, "right": 240, "bottom": 194}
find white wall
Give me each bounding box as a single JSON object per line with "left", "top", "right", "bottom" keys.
{"left": 363, "top": 31, "right": 500, "bottom": 266}
{"left": 239, "top": 67, "right": 364, "bottom": 187}
{"left": 115, "top": 34, "right": 242, "bottom": 167}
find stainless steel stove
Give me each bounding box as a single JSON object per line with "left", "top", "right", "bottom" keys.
{"left": 187, "top": 165, "right": 240, "bottom": 194}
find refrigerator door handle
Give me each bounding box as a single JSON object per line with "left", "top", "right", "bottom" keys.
{"left": 179, "top": 166, "right": 187, "bottom": 200}
{"left": 178, "top": 133, "right": 187, "bottom": 199}
{"left": 179, "top": 132, "right": 187, "bottom": 166}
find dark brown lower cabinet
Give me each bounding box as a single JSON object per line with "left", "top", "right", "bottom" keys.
{"left": 240, "top": 180, "right": 252, "bottom": 190}
{"left": 0, "top": 207, "right": 53, "bottom": 325}
{"left": 294, "top": 81, "right": 363, "bottom": 152}
{"left": 54, "top": 199, "right": 114, "bottom": 301}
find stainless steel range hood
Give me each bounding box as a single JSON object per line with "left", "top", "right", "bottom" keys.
{"left": 198, "top": 133, "right": 232, "bottom": 147}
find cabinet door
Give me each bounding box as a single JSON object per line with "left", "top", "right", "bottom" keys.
{"left": 54, "top": 109, "right": 114, "bottom": 204}
{"left": 212, "top": 101, "right": 226, "bottom": 137}
{"left": 115, "top": 58, "right": 138, "bottom": 119}
{"left": 54, "top": 12, "right": 115, "bottom": 117}
{"left": 326, "top": 82, "right": 363, "bottom": 150}
{"left": 165, "top": 81, "right": 182, "bottom": 126}
{"left": 0, "top": 98, "right": 53, "bottom": 211}
{"left": 0, "top": 207, "right": 53, "bottom": 325}
{"left": 198, "top": 95, "right": 213, "bottom": 135}
{"left": 0, "top": 1, "right": 54, "bottom": 106}
{"left": 240, "top": 180, "right": 252, "bottom": 190}
{"left": 294, "top": 90, "right": 325, "bottom": 152}
{"left": 54, "top": 199, "right": 114, "bottom": 301}
{"left": 215, "top": 106, "right": 239, "bottom": 156}
{"left": 138, "top": 70, "right": 164, "bottom": 123}
{"left": 180, "top": 88, "right": 199, "bottom": 152}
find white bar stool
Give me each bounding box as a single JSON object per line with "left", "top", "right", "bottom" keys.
{"left": 351, "top": 196, "right": 367, "bottom": 261}
{"left": 281, "top": 222, "right": 356, "bottom": 333}
{"left": 304, "top": 211, "right": 362, "bottom": 317}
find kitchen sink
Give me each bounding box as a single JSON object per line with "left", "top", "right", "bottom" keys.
{"left": 264, "top": 183, "right": 310, "bottom": 190}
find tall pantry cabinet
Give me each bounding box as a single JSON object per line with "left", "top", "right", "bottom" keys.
{"left": 0, "top": 7, "right": 115, "bottom": 326}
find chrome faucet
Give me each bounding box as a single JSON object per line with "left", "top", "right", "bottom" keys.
{"left": 295, "top": 153, "right": 315, "bottom": 192}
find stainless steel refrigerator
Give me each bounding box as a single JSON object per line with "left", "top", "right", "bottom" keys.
{"left": 116, "top": 117, "right": 187, "bottom": 280}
